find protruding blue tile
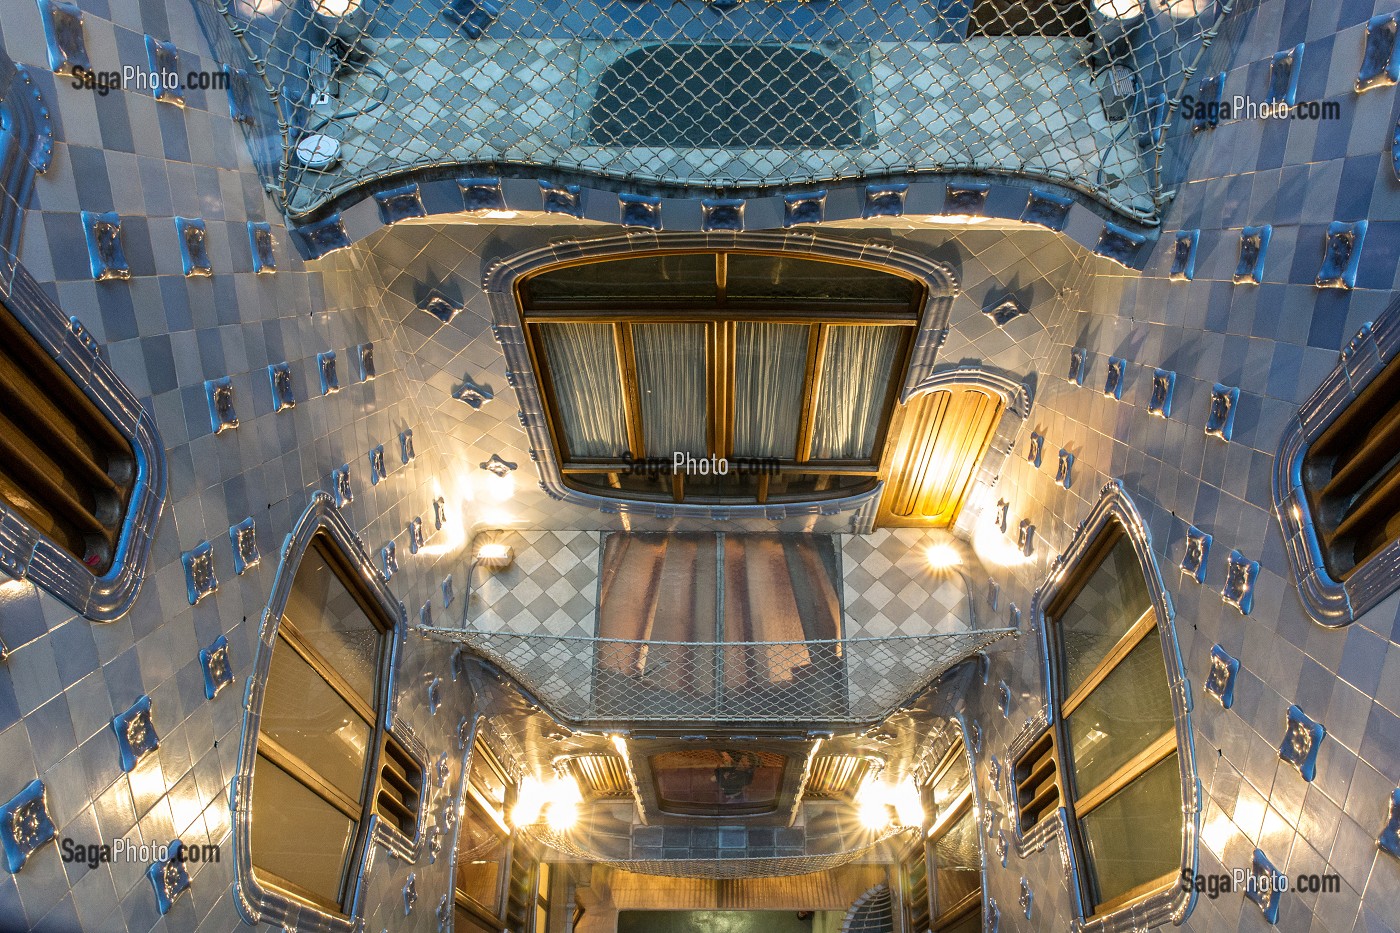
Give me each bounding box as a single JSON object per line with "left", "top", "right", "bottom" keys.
{"left": 620, "top": 192, "right": 662, "bottom": 229}
{"left": 403, "top": 872, "right": 418, "bottom": 914}
{"left": 459, "top": 177, "right": 505, "bottom": 212}
{"left": 200, "top": 634, "right": 233, "bottom": 699}
{"left": 224, "top": 65, "right": 255, "bottom": 125}
{"left": 1204, "top": 645, "right": 1239, "bottom": 709}
{"left": 409, "top": 516, "right": 424, "bottom": 554}
{"left": 1103, "top": 357, "right": 1126, "bottom": 399}
{"left": 1021, "top": 189, "right": 1071, "bottom": 231}
{"left": 1316, "top": 220, "right": 1367, "bottom": 289}
{"left": 433, "top": 495, "right": 448, "bottom": 530}
{"left": 442, "top": 575, "right": 454, "bottom": 608}
{"left": 944, "top": 182, "right": 989, "bottom": 216}
{"left": 228, "top": 518, "right": 258, "bottom": 575}
{"left": 1381, "top": 789, "right": 1400, "bottom": 858}
{"left": 81, "top": 211, "right": 130, "bottom": 282}
{"left": 1027, "top": 432, "right": 1044, "bottom": 468}
{"left": 540, "top": 181, "right": 581, "bottom": 217}
{"left": 993, "top": 498, "right": 1009, "bottom": 533}
{"left": 863, "top": 183, "right": 908, "bottom": 218}
{"left": 112, "top": 695, "right": 159, "bottom": 772}
{"left": 368, "top": 445, "right": 387, "bottom": 485}
{"left": 1182, "top": 526, "right": 1211, "bottom": 584}
{"left": 268, "top": 362, "right": 295, "bottom": 412}
{"left": 174, "top": 217, "right": 211, "bottom": 277}
{"left": 356, "top": 342, "right": 376, "bottom": 382}
{"left": 181, "top": 541, "right": 216, "bottom": 605}
{"left": 1279, "top": 705, "right": 1325, "bottom": 781}
{"left": 701, "top": 198, "right": 744, "bottom": 231}
{"left": 480, "top": 454, "right": 516, "bottom": 477}
{"left": 1244, "top": 849, "right": 1282, "bottom": 923}
{"left": 1268, "top": 44, "right": 1304, "bottom": 106}
{"left": 1222, "top": 548, "right": 1259, "bottom": 615}
{"left": 293, "top": 214, "right": 351, "bottom": 258}
{"left": 248, "top": 222, "right": 275, "bottom": 273}
{"left": 454, "top": 376, "right": 493, "bottom": 409}
{"left": 996, "top": 681, "right": 1011, "bottom": 717}
{"left": 333, "top": 464, "right": 352, "bottom": 508}
{"left": 1094, "top": 223, "right": 1146, "bottom": 266}
{"left": 1233, "top": 225, "right": 1271, "bottom": 285}
{"left": 144, "top": 36, "right": 183, "bottom": 106}
{"left": 382, "top": 541, "right": 399, "bottom": 580}
{"left": 1055, "top": 449, "right": 1074, "bottom": 489}
{"left": 1017, "top": 520, "right": 1035, "bottom": 557}
{"left": 985, "top": 295, "right": 1026, "bottom": 327}
{"left": 39, "top": 0, "right": 89, "bottom": 75}
{"left": 442, "top": 0, "right": 500, "bottom": 38}
{"left": 318, "top": 351, "right": 340, "bottom": 395}
{"left": 420, "top": 292, "right": 461, "bottom": 324}
{"left": 205, "top": 377, "right": 237, "bottom": 433}
{"left": 427, "top": 675, "right": 442, "bottom": 714}
{"left": 1170, "top": 230, "right": 1198, "bottom": 281}
{"left": 1358, "top": 13, "right": 1400, "bottom": 92}
{"left": 1205, "top": 384, "right": 1240, "bottom": 441}
{"left": 400, "top": 429, "right": 416, "bottom": 464}
{"left": 375, "top": 183, "right": 426, "bottom": 225}
{"left": 147, "top": 839, "right": 191, "bottom": 914}
{"left": 1149, "top": 369, "right": 1175, "bottom": 418}
{"left": 1192, "top": 72, "right": 1225, "bottom": 132}
{"left": 784, "top": 190, "right": 826, "bottom": 226}
{"left": 0, "top": 780, "right": 55, "bottom": 872}
{"left": 1019, "top": 877, "right": 1032, "bottom": 920}
{"left": 1068, "top": 347, "right": 1088, "bottom": 386}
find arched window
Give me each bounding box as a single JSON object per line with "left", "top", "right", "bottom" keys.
{"left": 518, "top": 250, "right": 925, "bottom": 506}
{"left": 1014, "top": 483, "right": 1196, "bottom": 926}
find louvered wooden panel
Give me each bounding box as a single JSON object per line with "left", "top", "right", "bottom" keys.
{"left": 1306, "top": 355, "right": 1400, "bottom": 580}
{"left": 878, "top": 387, "right": 1002, "bottom": 529}
{"left": 1014, "top": 731, "right": 1059, "bottom": 832}
{"left": 375, "top": 735, "right": 423, "bottom": 835}
{"left": 805, "top": 755, "right": 872, "bottom": 799}
{"left": 569, "top": 754, "right": 631, "bottom": 798}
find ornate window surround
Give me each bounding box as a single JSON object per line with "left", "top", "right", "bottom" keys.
{"left": 231, "top": 492, "right": 419, "bottom": 931}
{"left": 1012, "top": 481, "right": 1200, "bottom": 933}
{"left": 483, "top": 230, "right": 959, "bottom": 531}
{"left": 1274, "top": 304, "right": 1400, "bottom": 626}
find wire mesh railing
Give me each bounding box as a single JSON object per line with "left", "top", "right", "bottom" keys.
{"left": 419, "top": 627, "right": 1014, "bottom": 727}
{"left": 203, "top": 0, "right": 1232, "bottom": 222}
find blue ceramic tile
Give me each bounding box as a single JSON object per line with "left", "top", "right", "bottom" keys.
{"left": 369, "top": 445, "right": 387, "bottom": 485}
{"left": 1055, "top": 449, "right": 1074, "bottom": 489}
{"left": 863, "top": 183, "right": 907, "bottom": 218}
{"left": 620, "top": 193, "right": 662, "bottom": 229}
{"left": 1279, "top": 705, "right": 1325, "bottom": 781}
{"left": 1381, "top": 789, "right": 1400, "bottom": 858}
{"left": 0, "top": 780, "right": 55, "bottom": 872}
{"left": 1027, "top": 432, "right": 1044, "bottom": 468}
{"left": 1316, "top": 220, "right": 1367, "bottom": 289}
{"left": 199, "top": 634, "right": 233, "bottom": 699}
{"left": 784, "top": 191, "right": 825, "bottom": 226}
{"left": 111, "top": 695, "right": 159, "bottom": 772}
{"left": 248, "top": 222, "right": 275, "bottom": 273}
{"left": 1205, "top": 384, "right": 1239, "bottom": 441}
{"left": 181, "top": 541, "right": 217, "bottom": 605}
{"left": 204, "top": 377, "right": 237, "bottom": 434}
{"left": 174, "top": 217, "right": 211, "bottom": 277}
{"left": 400, "top": 429, "right": 416, "bottom": 463}
{"left": 1205, "top": 645, "right": 1240, "bottom": 709}
{"left": 443, "top": 0, "right": 501, "bottom": 38}
{"left": 943, "top": 182, "right": 988, "bottom": 216}
{"left": 1192, "top": 72, "right": 1225, "bottom": 132}
{"left": 433, "top": 495, "right": 449, "bottom": 530}
{"left": 293, "top": 214, "right": 351, "bottom": 258}
{"left": 1094, "top": 223, "right": 1146, "bottom": 266}
{"left": 539, "top": 181, "right": 582, "bottom": 217}
{"left": 1103, "top": 357, "right": 1126, "bottom": 399}
{"left": 420, "top": 292, "right": 461, "bottom": 324}
{"left": 459, "top": 177, "right": 505, "bottom": 212}
{"left": 146, "top": 840, "right": 190, "bottom": 914}
{"left": 701, "top": 198, "right": 744, "bottom": 231}
{"left": 333, "top": 464, "right": 353, "bottom": 507}
{"left": 39, "top": 0, "right": 90, "bottom": 75}
{"left": 1357, "top": 12, "right": 1400, "bottom": 91}
{"left": 1017, "top": 520, "right": 1035, "bottom": 557}
{"left": 1170, "top": 230, "right": 1198, "bottom": 281}
{"left": 229, "top": 517, "right": 258, "bottom": 574}
{"left": 1182, "top": 526, "right": 1211, "bottom": 584}
{"left": 1245, "top": 849, "right": 1283, "bottom": 923}
{"left": 985, "top": 295, "right": 1026, "bottom": 327}
{"left": 403, "top": 872, "right": 418, "bottom": 915}
{"left": 357, "top": 343, "right": 376, "bottom": 382}
{"left": 143, "top": 36, "right": 183, "bottom": 106}
{"left": 1268, "top": 44, "right": 1304, "bottom": 106}
{"left": 1222, "top": 548, "right": 1259, "bottom": 615}
{"left": 454, "top": 377, "right": 493, "bottom": 409}
{"left": 268, "top": 362, "right": 296, "bottom": 412}
{"left": 409, "top": 516, "right": 424, "bottom": 554}
{"left": 1233, "top": 225, "right": 1271, "bottom": 285}
{"left": 1149, "top": 369, "right": 1175, "bottom": 418}
{"left": 1020, "top": 189, "right": 1071, "bottom": 231}
{"left": 1068, "top": 347, "right": 1088, "bottom": 386}
{"left": 443, "top": 575, "right": 454, "bottom": 608}
{"left": 224, "top": 65, "right": 256, "bottom": 124}
{"left": 375, "top": 183, "right": 426, "bottom": 225}
{"left": 319, "top": 351, "right": 341, "bottom": 395}
{"left": 382, "top": 541, "right": 399, "bottom": 580}
{"left": 993, "top": 498, "right": 1009, "bottom": 534}
{"left": 1019, "top": 878, "right": 1032, "bottom": 919}
{"left": 81, "top": 211, "right": 130, "bottom": 282}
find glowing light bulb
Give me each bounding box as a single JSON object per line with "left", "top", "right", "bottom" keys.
{"left": 924, "top": 543, "right": 962, "bottom": 569}
{"left": 511, "top": 777, "right": 547, "bottom": 827}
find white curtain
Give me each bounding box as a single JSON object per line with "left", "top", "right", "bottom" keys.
{"left": 809, "top": 326, "right": 902, "bottom": 460}
{"left": 538, "top": 323, "right": 628, "bottom": 458}
{"left": 633, "top": 323, "right": 708, "bottom": 457}
{"left": 733, "top": 322, "right": 806, "bottom": 459}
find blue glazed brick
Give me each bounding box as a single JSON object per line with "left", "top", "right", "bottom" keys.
{"left": 111, "top": 695, "right": 159, "bottom": 772}
{"left": 1279, "top": 705, "right": 1325, "bottom": 781}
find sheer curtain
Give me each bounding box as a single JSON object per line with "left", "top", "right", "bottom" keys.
{"left": 538, "top": 323, "right": 628, "bottom": 458}
{"left": 632, "top": 323, "right": 708, "bottom": 457}
{"left": 733, "top": 322, "right": 806, "bottom": 459}
{"left": 809, "top": 326, "right": 903, "bottom": 460}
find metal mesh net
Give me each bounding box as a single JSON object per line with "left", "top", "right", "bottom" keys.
{"left": 204, "top": 0, "right": 1231, "bottom": 221}
{"left": 420, "top": 628, "right": 1013, "bottom": 727}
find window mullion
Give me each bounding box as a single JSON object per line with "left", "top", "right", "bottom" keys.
{"left": 615, "top": 323, "right": 645, "bottom": 457}
{"left": 795, "top": 323, "right": 826, "bottom": 463}
{"left": 1059, "top": 607, "right": 1158, "bottom": 717}
{"left": 1070, "top": 730, "right": 1177, "bottom": 819}
{"left": 255, "top": 742, "right": 364, "bottom": 821}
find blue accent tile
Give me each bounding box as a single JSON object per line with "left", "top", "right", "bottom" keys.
{"left": 375, "top": 183, "right": 426, "bottom": 225}
{"left": 1017, "top": 520, "right": 1035, "bottom": 557}
{"left": 1222, "top": 548, "right": 1259, "bottom": 615}
{"left": 443, "top": 0, "right": 501, "bottom": 38}
{"left": 701, "top": 198, "right": 744, "bottom": 231}
{"left": 1357, "top": 12, "right": 1400, "bottom": 91}
{"left": 420, "top": 292, "right": 461, "bottom": 324}
{"left": 1192, "top": 72, "right": 1225, "bottom": 132}
{"left": 174, "top": 217, "right": 211, "bottom": 277}
{"left": 1020, "top": 189, "right": 1071, "bottom": 230}
{"left": 268, "top": 362, "right": 296, "bottom": 412}
{"left": 409, "top": 516, "right": 425, "bottom": 554}
{"left": 1205, "top": 384, "right": 1239, "bottom": 441}
{"left": 540, "top": 181, "right": 582, "bottom": 217}
{"left": 985, "top": 295, "right": 1025, "bottom": 327}
{"left": 459, "top": 177, "right": 505, "bottom": 212}
{"left": 0, "top": 780, "right": 55, "bottom": 873}
{"left": 1233, "top": 225, "right": 1271, "bottom": 285}
{"left": 1068, "top": 347, "right": 1088, "bottom": 386}
{"left": 784, "top": 191, "right": 825, "bottom": 226}
{"left": 39, "top": 0, "right": 90, "bottom": 75}
{"left": 1280, "top": 705, "right": 1325, "bottom": 782}
{"left": 146, "top": 840, "right": 190, "bottom": 914}
{"left": 1268, "top": 45, "right": 1304, "bottom": 106}
{"left": 1103, "top": 357, "right": 1125, "bottom": 399}
{"left": 248, "top": 222, "right": 275, "bottom": 273}
{"left": 224, "top": 65, "right": 255, "bottom": 125}
{"left": 863, "top": 183, "right": 907, "bottom": 218}
{"left": 443, "top": 575, "right": 455, "bottom": 608}
{"left": 333, "top": 464, "right": 353, "bottom": 507}
{"left": 199, "top": 635, "right": 233, "bottom": 699}
{"left": 1149, "top": 369, "right": 1175, "bottom": 418}
{"left": 1027, "top": 432, "right": 1043, "bottom": 468}
{"left": 1055, "top": 449, "right": 1073, "bottom": 489}
{"left": 229, "top": 517, "right": 258, "bottom": 575}
{"left": 1094, "top": 223, "right": 1145, "bottom": 266}
{"left": 1245, "top": 849, "right": 1283, "bottom": 923}
{"left": 400, "top": 429, "right": 416, "bottom": 463}
{"left": 357, "top": 342, "right": 376, "bottom": 382}
{"left": 204, "top": 377, "right": 237, "bottom": 434}
{"left": 993, "top": 499, "right": 1008, "bottom": 533}
{"left": 943, "top": 182, "right": 989, "bottom": 216}
{"left": 454, "top": 377, "right": 493, "bottom": 409}
{"left": 382, "top": 541, "right": 399, "bottom": 580}
{"left": 319, "top": 351, "right": 341, "bottom": 395}
{"left": 433, "top": 495, "right": 449, "bottom": 530}
{"left": 1182, "top": 526, "right": 1211, "bottom": 583}
{"left": 1316, "top": 220, "right": 1367, "bottom": 289}
{"left": 369, "top": 445, "right": 387, "bottom": 485}
{"left": 1205, "top": 645, "right": 1240, "bottom": 709}
{"left": 143, "top": 36, "right": 183, "bottom": 106}
{"left": 111, "top": 695, "right": 158, "bottom": 772}
{"left": 81, "top": 211, "right": 130, "bottom": 282}
{"left": 620, "top": 193, "right": 662, "bottom": 229}
{"left": 1170, "top": 230, "right": 1198, "bottom": 281}
{"left": 181, "top": 541, "right": 216, "bottom": 605}
{"left": 1381, "top": 789, "right": 1400, "bottom": 858}
{"left": 293, "top": 215, "right": 351, "bottom": 258}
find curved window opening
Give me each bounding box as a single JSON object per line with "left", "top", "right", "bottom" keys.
{"left": 519, "top": 250, "right": 924, "bottom": 506}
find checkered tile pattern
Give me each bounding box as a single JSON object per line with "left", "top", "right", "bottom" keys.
{"left": 466, "top": 530, "right": 601, "bottom": 638}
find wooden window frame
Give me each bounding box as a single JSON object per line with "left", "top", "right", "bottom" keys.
{"left": 922, "top": 739, "right": 980, "bottom": 931}
{"left": 517, "top": 250, "right": 924, "bottom": 506}
{"left": 1042, "top": 522, "right": 1179, "bottom": 918}
{"left": 455, "top": 735, "right": 514, "bottom": 927}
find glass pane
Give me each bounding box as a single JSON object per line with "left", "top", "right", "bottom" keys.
{"left": 931, "top": 809, "right": 981, "bottom": 919}
{"left": 538, "top": 323, "right": 629, "bottom": 459}
{"left": 733, "top": 323, "right": 807, "bottom": 459}
{"left": 649, "top": 749, "right": 787, "bottom": 815}
{"left": 468, "top": 740, "right": 509, "bottom": 817}
{"left": 726, "top": 254, "right": 919, "bottom": 306}
{"left": 682, "top": 469, "right": 755, "bottom": 502}
{"left": 765, "top": 473, "right": 877, "bottom": 500}
{"left": 251, "top": 755, "right": 357, "bottom": 908}
{"left": 1080, "top": 753, "right": 1183, "bottom": 908}
{"left": 260, "top": 635, "right": 373, "bottom": 802}
{"left": 1055, "top": 534, "right": 1153, "bottom": 696}
{"left": 456, "top": 797, "right": 509, "bottom": 916}
{"left": 566, "top": 471, "right": 671, "bottom": 499}
{"left": 526, "top": 254, "right": 715, "bottom": 303}
{"left": 1066, "top": 636, "right": 1174, "bottom": 794}
{"left": 281, "top": 544, "right": 384, "bottom": 704}
{"left": 633, "top": 324, "right": 708, "bottom": 458}
{"left": 809, "top": 326, "right": 904, "bottom": 460}
{"left": 931, "top": 747, "right": 971, "bottom": 824}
